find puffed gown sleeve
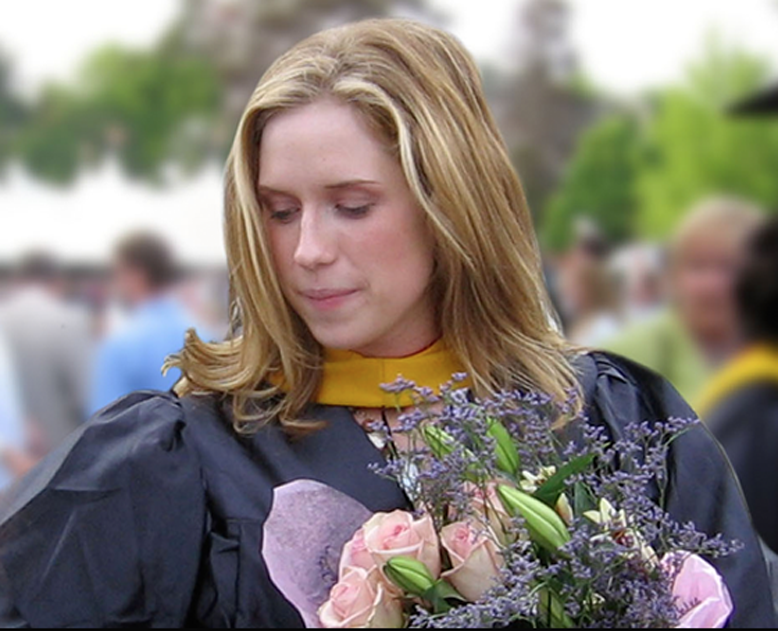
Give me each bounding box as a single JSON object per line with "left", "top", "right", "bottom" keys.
{"left": 582, "top": 352, "right": 776, "bottom": 629}
{"left": 0, "top": 392, "right": 206, "bottom": 628}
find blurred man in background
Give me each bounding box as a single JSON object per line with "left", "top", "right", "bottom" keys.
{"left": 604, "top": 196, "right": 764, "bottom": 404}
{"left": 89, "top": 232, "right": 202, "bottom": 414}
{"left": 556, "top": 219, "right": 623, "bottom": 346}
{"left": 0, "top": 330, "right": 29, "bottom": 492}
{"left": 610, "top": 243, "right": 665, "bottom": 326}
{"left": 0, "top": 253, "right": 92, "bottom": 455}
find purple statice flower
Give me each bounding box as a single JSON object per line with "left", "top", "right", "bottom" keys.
{"left": 369, "top": 377, "right": 738, "bottom": 628}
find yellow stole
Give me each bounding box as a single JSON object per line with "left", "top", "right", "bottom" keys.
{"left": 272, "top": 340, "right": 471, "bottom": 408}
{"left": 695, "top": 345, "right": 778, "bottom": 418}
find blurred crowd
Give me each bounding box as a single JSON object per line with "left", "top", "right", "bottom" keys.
{"left": 550, "top": 196, "right": 765, "bottom": 406}
{"left": 551, "top": 191, "right": 778, "bottom": 593}
{"left": 0, "top": 233, "right": 228, "bottom": 490}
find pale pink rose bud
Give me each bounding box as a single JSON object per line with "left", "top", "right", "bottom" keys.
{"left": 440, "top": 521, "right": 504, "bottom": 602}
{"left": 662, "top": 552, "right": 734, "bottom": 629}
{"left": 363, "top": 511, "right": 442, "bottom": 578}
{"left": 319, "top": 567, "right": 405, "bottom": 629}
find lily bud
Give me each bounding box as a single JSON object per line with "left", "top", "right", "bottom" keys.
{"left": 487, "top": 419, "right": 521, "bottom": 476}
{"left": 555, "top": 494, "right": 574, "bottom": 526}
{"left": 421, "top": 426, "right": 459, "bottom": 460}
{"left": 384, "top": 556, "right": 437, "bottom": 597}
{"left": 421, "top": 425, "right": 476, "bottom": 464}
{"left": 497, "top": 485, "right": 570, "bottom": 553}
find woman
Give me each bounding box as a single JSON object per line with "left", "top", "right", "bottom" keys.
{"left": 0, "top": 19, "right": 772, "bottom": 627}
{"left": 605, "top": 196, "right": 764, "bottom": 403}
{"left": 700, "top": 218, "right": 778, "bottom": 612}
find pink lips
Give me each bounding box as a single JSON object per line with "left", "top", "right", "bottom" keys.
{"left": 300, "top": 288, "right": 360, "bottom": 310}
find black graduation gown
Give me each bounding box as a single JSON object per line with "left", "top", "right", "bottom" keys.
{"left": 0, "top": 352, "right": 773, "bottom": 628}
{"left": 707, "top": 382, "right": 778, "bottom": 555}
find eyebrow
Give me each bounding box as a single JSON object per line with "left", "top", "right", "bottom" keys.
{"left": 257, "top": 180, "right": 380, "bottom": 196}
{"left": 324, "top": 179, "right": 380, "bottom": 190}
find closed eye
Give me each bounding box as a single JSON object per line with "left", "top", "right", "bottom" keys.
{"left": 336, "top": 204, "right": 373, "bottom": 218}
{"left": 268, "top": 208, "right": 299, "bottom": 223}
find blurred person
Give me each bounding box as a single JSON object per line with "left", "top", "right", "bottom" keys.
{"left": 697, "top": 217, "right": 778, "bottom": 609}
{"left": 604, "top": 197, "right": 764, "bottom": 404}
{"left": 89, "top": 232, "right": 204, "bottom": 414}
{"left": 0, "top": 331, "right": 30, "bottom": 492}
{"left": 555, "top": 217, "right": 611, "bottom": 330}
{"left": 611, "top": 243, "right": 666, "bottom": 325}
{"left": 560, "top": 259, "right": 622, "bottom": 346}
{"left": 0, "top": 253, "right": 92, "bottom": 453}
{"left": 731, "top": 82, "right": 778, "bottom": 116}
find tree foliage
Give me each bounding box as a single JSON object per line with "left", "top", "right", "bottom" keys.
{"left": 0, "top": 55, "right": 27, "bottom": 174}
{"left": 543, "top": 37, "right": 778, "bottom": 249}
{"left": 636, "top": 41, "right": 778, "bottom": 238}
{"left": 14, "top": 47, "right": 220, "bottom": 184}
{"left": 4, "top": 0, "right": 438, "bottom": 184}
{"left": 542, "top": 114, "right": 641, "bottom": 251}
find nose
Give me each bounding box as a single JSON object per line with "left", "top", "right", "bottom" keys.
{"left": 293, "top": 208, "right": 337, "bottom": 270}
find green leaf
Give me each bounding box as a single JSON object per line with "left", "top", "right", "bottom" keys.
{"left": 423, "top": 580, "right": 467, "bottom": 615}
{"left": 533, "top": 454, "right": 595, "bottom": 507}
{"left": 573, "top": 481, "right": 597, "bottom": 516}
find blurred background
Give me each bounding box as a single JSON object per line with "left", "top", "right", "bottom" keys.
{"left": 2, "top": 0, "right": 778, "bottom": 483}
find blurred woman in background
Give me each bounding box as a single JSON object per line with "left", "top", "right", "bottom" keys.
{"left": 701, "top": 218, "right": 778, "bottom": 607}
{"left": 605, "top": 196, "right": 764, "bottom": 403}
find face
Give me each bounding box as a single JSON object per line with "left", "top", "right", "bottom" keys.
{"left": 672, "top": 234, "right": 742, "bottom": 344}
{"left": 258, "top": 98, "right": 438, "bottom": 357}
{"left": 112, "top": 259, "right": 147, "bottom": 308}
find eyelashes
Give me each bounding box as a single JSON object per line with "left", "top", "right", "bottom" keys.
{"left": 267, "top": 204, "right": 375, "bottom": 223}
{"left": 336, "top": 204, "right": 373, "bottom": 218}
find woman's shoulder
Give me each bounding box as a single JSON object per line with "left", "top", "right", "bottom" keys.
{"left": 0, "top": 391, "right": 207, "bottom": 525}
{"left": 0, "top": 390, "right": 211, "bottom": 627}
{"left": 575, "top": 350, "right": 697, "bottom": 423}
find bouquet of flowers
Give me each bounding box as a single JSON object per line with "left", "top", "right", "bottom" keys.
{"left": 315, "top": 376, "right": 737, "bottom": 629}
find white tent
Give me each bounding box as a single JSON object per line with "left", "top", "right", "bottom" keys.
{"left": 0, "top": 161, "right": 227, "bottom": 267}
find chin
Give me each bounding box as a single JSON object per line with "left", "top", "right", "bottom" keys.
{"left": 305, "top": 322, "right": 376, "bottom": 353}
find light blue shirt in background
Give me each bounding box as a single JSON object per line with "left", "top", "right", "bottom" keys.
{"left": 89, "top": 296, "right": 205, "bottom": 415}
{"left": 0, "top": 333, "right": 25, "bottom": 491}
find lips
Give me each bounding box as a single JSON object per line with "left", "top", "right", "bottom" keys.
{"left": 299, "top": 288, "right": 360, "bottom": 309}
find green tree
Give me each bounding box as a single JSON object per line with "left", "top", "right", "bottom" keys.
{"left": 0, "top": 55, "right": 27, "bottom": 175}
{"left": 16, "top": 47, "right": 220, "bottom": 184}
{"left": 546, "top": 37, "right": 778, "bottom": 247}
{"left": 542, "top": 114, "right": 641, "bottom": 251}
{"left": 636, "top": 39, "right": 778, "bottom": 238}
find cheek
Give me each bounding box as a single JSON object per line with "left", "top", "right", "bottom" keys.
{"left": 264, "top": 224, "right": 296, "bottom": 281}
{"left": 357, "top": 216, "right": 434, "bottom": 290}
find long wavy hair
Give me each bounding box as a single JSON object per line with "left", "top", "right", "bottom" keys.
{"left": 169, "top": 18, "right": 579, "bottom": 433}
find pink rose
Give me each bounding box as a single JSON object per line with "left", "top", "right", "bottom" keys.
{"left": 440, "top": 521, "right": 504, "bottom": 602}
{"left": 340, "top": 528, "right": 378, "bottom": 576}
{"left": 319, "top": 567, "right": 405, "bottom": 629}
{"left": 663, "top": 553, "right": 734, "bottom": 629}
{"left": 466, "top": 482, "right": 513, "bottom": 544}
{"left": 362, "top": 511, "right": 442, "bottom": 578}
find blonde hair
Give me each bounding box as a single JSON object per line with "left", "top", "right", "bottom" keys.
{"left": 170, "top": 18, "right": 579, "bottom": 433}
{"left": 671, "top": 196, "right": 764, "bottom": 266}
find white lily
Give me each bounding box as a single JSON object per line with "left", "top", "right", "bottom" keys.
{"left": 585, "top": 499, "right": 658, "bottom": 567}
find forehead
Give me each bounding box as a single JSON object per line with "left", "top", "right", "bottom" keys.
{"left": 258, "top": 98, "right": 393, "bottom": 188}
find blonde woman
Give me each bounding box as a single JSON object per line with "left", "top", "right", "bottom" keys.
{"left": 0, "top": 20, "right": 771, "bottom": 628}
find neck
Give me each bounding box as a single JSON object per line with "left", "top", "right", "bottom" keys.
{"left": 694, "top": 330, "right": 743, "bottom": 367}
{"left": 349, "top": 335, "right": 441, "bottom": 360}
